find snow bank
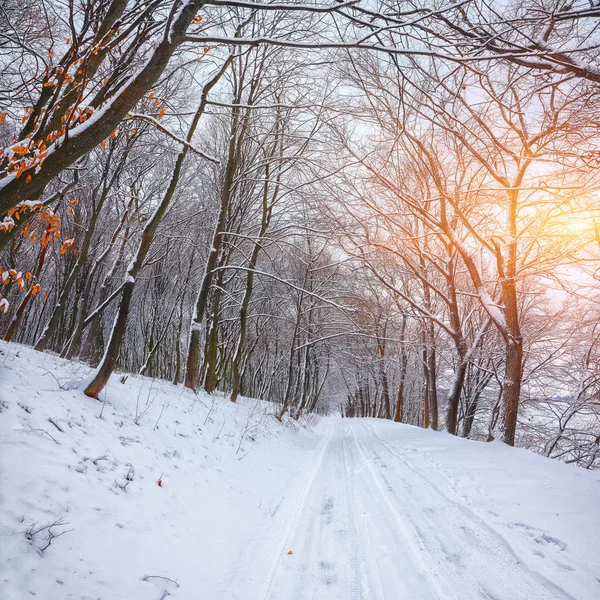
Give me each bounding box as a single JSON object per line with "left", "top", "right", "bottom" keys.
{"left": 360, "top": 420, "right": 600, "bottom": 599}
{"left": 0, "top": 342, "right": 319, "bottom": 599}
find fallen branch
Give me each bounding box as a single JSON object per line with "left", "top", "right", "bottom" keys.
{"left": 26, "top": 518, "right": 72, "bottom": 554}
{"left": 22, "top": 426, "right": 59, "bottom": 445}
{"left": 142, "top": 575, "right": 180, "bottom": 587}
{"left": 48, "top": 417, "right": 64, "bottom": 433}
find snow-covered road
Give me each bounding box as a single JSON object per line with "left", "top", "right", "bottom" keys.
{"left": 230, "top": 419, "right": 598, "bottom": 600}
{"left": 2, "top": 344, "right": 599, "bottom": 600}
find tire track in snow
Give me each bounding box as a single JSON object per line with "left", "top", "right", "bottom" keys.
{"left": 360, "top": 421, "right": 577, "bottom": 600}
{"left": 339, "top": 426, "right": 364, "bottom": 600}
{"left": 349, "top": 423, "right": 452, "bottom": 600}
{"left": 260, "top": 422, "right": 336, "bottom": 600}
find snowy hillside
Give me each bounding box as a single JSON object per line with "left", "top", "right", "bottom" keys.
{"left": 1, "top": 342, "right": 599, "bottom": 600}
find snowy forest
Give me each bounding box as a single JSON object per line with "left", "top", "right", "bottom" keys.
{"left": 2, "top": 2, "right": 600, "bottom": 599}
{"left": 1, "top": 0, "right": 600, "bottom": 465}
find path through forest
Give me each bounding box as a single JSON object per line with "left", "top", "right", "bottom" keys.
{"left": 228, "top": 419, "right": 597, "bottom": 600}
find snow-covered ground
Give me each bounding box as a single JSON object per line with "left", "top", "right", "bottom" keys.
{"left": 1, "top": 341, "right": 599, "bottom": 599}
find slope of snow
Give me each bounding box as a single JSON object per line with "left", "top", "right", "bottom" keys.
{"left": 0, "top": 342, "right": 319, "bottom": 600}
{"left": 1, "top": 341, "right": 599, "bottom": 600}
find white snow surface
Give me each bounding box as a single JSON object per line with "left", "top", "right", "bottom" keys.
{"left": 1, "top": 341, "right": 599, "bottom": 600}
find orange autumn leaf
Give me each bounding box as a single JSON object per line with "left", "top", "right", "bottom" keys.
{"left": 158, "top": 108, "right": 165, "bottom": 120}
{"left": 60, "top": 239, "right": 74, "bottom": 254}
{"left": 12, "top": 144, "right": 28, "bottom": 156}
{"left": 287, "top": 551, "right": 293, "bottom": 555}
{"left": 31, "top": 284, "right": 42, "bottom": 296}
{"left": 0, "top": 113, "right": 6, "bottom": 124}
{"left": 25, "top": 174, "right": 32, "bottom": 183}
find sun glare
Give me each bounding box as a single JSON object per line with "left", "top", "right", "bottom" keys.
{"left": 553, "top": 208, "right": 599, "bottom": 240}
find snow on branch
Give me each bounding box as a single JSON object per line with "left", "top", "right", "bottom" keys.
{"left": 204, "top": 0, "right": 360, "bottom": 12}
{"left": 127, "top": 114, "right": 220, "bottom": 164}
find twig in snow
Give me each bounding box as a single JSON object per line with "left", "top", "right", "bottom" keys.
{"left": 134, "top": 382, "right": 145, "bottom": 424}
{"left": 40, "top": 367, "right": 68, "bottom": 390}
{"left": 1, "top": 344, "right": 13, "bottom": 365}
{"left": 154, "top": 396, "right": 169, "bottom": 430}
{"left": 203, "top": 395, "right": 216, "bottom": 425}
{"left": 92, "top": 455, "right": 108, "bottom": 466}
{"left": 116, "top": 464, "right": 135, "bottom": 491}
{"left": 214, "top": 416, "right": 226, "bottom": 441}
{"left": 26, "top": 518, "right": 72, "bottom": 554}
{"left": 236, "top": 400, "right": 263, "bottom": 454}
{"left": 285, "top": 419, "right": 299, "bottom": 431}
{"left": 142, "top": 575, "right": 180, "bottom": 587}
{"left": 48, "top": 417, "right": 64, "bottom": 433}
{"left": 135, "top": 381, "right": 156, "bottom": 425}
{"left": 22, "top": 426, "right": 59, "bottom": 445}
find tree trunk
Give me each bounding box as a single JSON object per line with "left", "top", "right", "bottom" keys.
{"left": 185, "top": 159, "right": 235, "bottom": 390}
{"left": 172, "top": 300, "right": 185, "bottom": 385}
{"left": 79, "top": 231, "right": 129, "bottom": 366}
{"left": 203, "top": 270, "right": 225, "bottom": 394}
{"left": 394, "top": 384, "right": 404, "bottom": 424}
{"left": 84, "top": 54, "right": 233, "bottom": 398}
{"left": 500, "top": 337, "right": 523, "bottom": 446}
{"left": 394, "top": 314, "right": 408, "bottom": 423}
{"left": 499, "top": 188, "right": 523, "bottom": 446}
{"left": 426, "top": 332, "right": 438, "bottom": 429}
{"left": 421, "top": 327, "right": 431, "bottom": 428}
{"left": 84, "top": 280, "right": 135, "bottom": 398}
{"left": 445, "top": 350, "right": 468, "bottom": 435}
